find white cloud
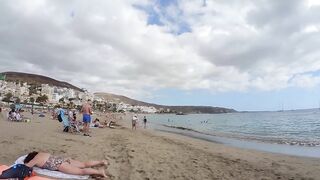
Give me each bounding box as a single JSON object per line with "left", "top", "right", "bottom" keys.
{"left": 0, "top": 0, "right": 320, "bottom": 99}
{"left": 290, "top": 74, "right": 320, "bottom": 88}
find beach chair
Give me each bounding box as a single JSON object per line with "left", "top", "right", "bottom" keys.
{"left": 61, "top": 116, "right": 71, "bottom": 132}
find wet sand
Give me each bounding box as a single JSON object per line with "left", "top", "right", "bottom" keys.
{"left": 0, "top": 111, "right": 320, "bottom": 180}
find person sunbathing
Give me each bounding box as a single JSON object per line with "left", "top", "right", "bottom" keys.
{"left": 93, "top": 118, "right": 105, "bottom": 128}
{"left": 23, "top": 151, "right": 108, "bottom": 178}
{"left": 103, "top": 120, "right": 116, "bottom": 128}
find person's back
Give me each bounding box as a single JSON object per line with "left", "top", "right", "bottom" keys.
{"left": 81, "top": 100, "right": 92, "bottom": 136}
{"left": 81, "top": 103, "right": 92, "bottom": 115}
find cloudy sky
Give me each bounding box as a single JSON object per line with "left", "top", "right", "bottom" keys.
{"left": 1, "top": 0, "right": 320, "bottom": 111}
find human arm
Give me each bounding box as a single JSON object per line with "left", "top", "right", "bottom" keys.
{"left": 89, "top": 107, "right": 93, "bottom": 115}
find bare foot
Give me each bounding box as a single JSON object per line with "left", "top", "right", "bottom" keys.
{"left": 98, "top": 168, "right": 107, "bottom": 178}
{"left": 101, "top": 160, "right": 109, "bottom": 166}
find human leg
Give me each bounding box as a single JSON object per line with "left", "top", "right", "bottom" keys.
{"left": 83, "top": 114, "right": 91, "bottom": 135}
{"left": 84, "top": 122, "right": 88, "bottom": 134}
{"left": 58, "top": 162, "right": 107, "bottom": 177}
{"left": 69, "top": 159, "right": 108, "bottom": 168}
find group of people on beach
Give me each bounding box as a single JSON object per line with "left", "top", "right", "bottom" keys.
{"left": 8, "top": 108, "right": 23, "bottom": 121}
{"left": 0, "top": 101, "right": 110, "bottom": 179}
{"left": 54, "top": 99, "right": 120, "bottom": 136}
{"left": 0, "top": 99, "right": 151, "bottom": 179}
{"left": 54, "top": 99, "right": 98, "bottom": 136}
{"left": 6, "top": 104, "right": 29, "bottom": 122}
{"left": 132, "top": 114, "right": 147, "bottom": 130}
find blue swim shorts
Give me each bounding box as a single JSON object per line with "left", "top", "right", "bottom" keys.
{"left": 83, "top": 114, "right": 91, "bottom": 123}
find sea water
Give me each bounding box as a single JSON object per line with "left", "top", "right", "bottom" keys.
{"left": 145, "top": 109, "right": 320, "bottom": 158}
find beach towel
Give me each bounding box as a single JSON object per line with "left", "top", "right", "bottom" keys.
{"left": 15, "top": 155, "right": 89, "bottom": 180}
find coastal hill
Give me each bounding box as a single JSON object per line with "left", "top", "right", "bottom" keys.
{"left": 1, "top": 71, "right": 84, "bottom": 92}
{"left": 0, "top": 71, "right": 236, "bottom": 113}
{"left": 95, "top": 92, "right": 237, "bottom": 114}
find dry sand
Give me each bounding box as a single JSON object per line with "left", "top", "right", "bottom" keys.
{"left": 0, "top": 111, "right": 320, "bottom": 180}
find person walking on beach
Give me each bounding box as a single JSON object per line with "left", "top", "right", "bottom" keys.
{"left": 81, "top": 100, "right": 93, "bottom": 136}
{"left": 143, "top": 116, "right": 147, "bottom": 129}
{"left": 132, "top": 114, "right": 138, "bottom": 130}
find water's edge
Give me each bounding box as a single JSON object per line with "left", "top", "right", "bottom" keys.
{"left": 153, "top": 124, "right": 320, "bottom": 158}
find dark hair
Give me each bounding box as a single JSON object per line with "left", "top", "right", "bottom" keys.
{"left": 24, "top": 151, "right": 38, "bottom": 164}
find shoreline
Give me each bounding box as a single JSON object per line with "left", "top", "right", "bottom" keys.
{"left": 159, "top": 123, "right": 320, "bottom": 147}
{"left": 1, "top": 112, "right": 320, "bottom": 179}
{"left": 154, "top": 127, "right": 320, "bottom": 159}
{"left": 129, "top": 113, "right": 320, "bottom": 158}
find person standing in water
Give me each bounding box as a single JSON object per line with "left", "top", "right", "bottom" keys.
{"left": 143, "top": 116, "right": 147, "bottom": 129}
{"left": 81, "top": 99, "right": 93, "bottom": 136}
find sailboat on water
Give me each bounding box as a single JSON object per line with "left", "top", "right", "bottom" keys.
{"left": 277, "top": 102, "right": 284, "bottom": 112}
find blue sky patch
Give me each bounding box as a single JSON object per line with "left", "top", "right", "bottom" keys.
{"left": 133, "top": 0, "right": 191, "bottom": 35}
{"left": 142, "top": 87, "right": 320, "bottom": 111}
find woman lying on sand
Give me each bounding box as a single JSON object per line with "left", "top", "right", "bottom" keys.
{"left": 23, "top": 151, "right": 108, "bottom": 178}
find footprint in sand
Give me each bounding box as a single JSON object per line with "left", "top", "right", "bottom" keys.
{"left": 65, "top": 138, "right": 77, "bottom": 142}
{"left": 1, "top": 140, "right": 13, "bottom": 145}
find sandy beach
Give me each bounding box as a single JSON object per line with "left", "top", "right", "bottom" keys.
{"left": 0, "top": 111, "right": 320, "bottom": 180}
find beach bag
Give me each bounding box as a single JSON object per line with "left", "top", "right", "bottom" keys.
{"left": 0, "top": 164, "right": 33, "bottom": 180}
{"left": 58, "top": 114, "right": 63, "bottom": 122}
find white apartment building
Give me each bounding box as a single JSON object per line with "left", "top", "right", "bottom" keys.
{"left": 41, "top": 84, "right": 54, "bottom": 101}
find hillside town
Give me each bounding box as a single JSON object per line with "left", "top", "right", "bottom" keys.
{"left": 0, "top": 79, "right": 158, "bottom": 113}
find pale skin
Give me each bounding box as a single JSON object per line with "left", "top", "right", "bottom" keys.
{"left": 81, "top": 101, "right": 93, "bottom": 134}
{"left": 25, "top": 152, "right": 108, "bottom": 177}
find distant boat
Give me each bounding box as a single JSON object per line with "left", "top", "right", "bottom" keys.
{"left": 176, "top": 112, "right": 186, "bottom": 115}
{"left": 277, "top": 102, "right": 284, "bottom": 112}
